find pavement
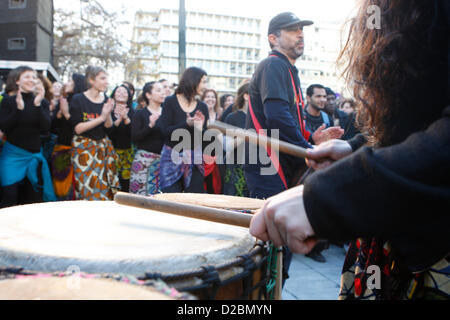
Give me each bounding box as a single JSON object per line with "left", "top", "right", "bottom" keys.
{"left": 282, "top": 244, "right": 346, "bottom": 300}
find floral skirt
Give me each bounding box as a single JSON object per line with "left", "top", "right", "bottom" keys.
{"left": 71, "top": 136, "right": 120, "bottom": 201}
{"left": 223, "top": 164, "right": 249, "bottom": 197}
{"left": 115, "top": 147, "right": 134, "bottom": 181}
{"left": 51, "top": 144, "right": 74, "bottom": 200}
{"left": 130, "top": 150, "right": 161, "bottom": 196}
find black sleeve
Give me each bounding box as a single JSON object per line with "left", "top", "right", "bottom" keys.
{"left": 39, "top": 99, "right": 52, "bottom": 133}
{"left": 69, "top": 96, "right": 83, "bottom": 128}
{"left": 303, "top": 106, "right": 450, "bottom": 271}
{"left": 51, "top": 103, "right": 62, "bottom": 134}
{"left": 51, "top": 116, "right": 62, "bottom": 135}
{"left": 159, "top": 99, "right": 189, "bottom": 138}
{"left": 224, "top": 113, "right": 235, "bottom": 126}
{"left": 199, "top": 102, "right": 209, "bottom": 131}
{"left": 131, "top": 110, "right": 158, "bottom": 143}
{"left": 260, "top": 61, "right": 289, "bottom": 104}
{"left": 348, "top": 133, "right": 368, "bottom": 151}
{"left": 0, "top": 96, "right": 21, "bottom": 132}
{"left": 264, "top": 99, "right": 312, "bottom": 149}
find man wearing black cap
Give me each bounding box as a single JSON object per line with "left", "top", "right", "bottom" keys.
{"left": 245, "top": 12, "right": 343, "bottom": 199}
{"left": 244, "top": 12, "right": 344, "bottom": 278}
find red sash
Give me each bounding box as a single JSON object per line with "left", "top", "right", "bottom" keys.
{"left": 248, "top": 55, "right": 310, "bottom": 190}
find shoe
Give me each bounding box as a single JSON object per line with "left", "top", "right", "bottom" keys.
{"left": 305, "top": 251, "right": 327, "bottom": 263}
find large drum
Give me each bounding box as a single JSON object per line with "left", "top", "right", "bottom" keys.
{"left": 0, "top": 200, "right": 270, "bottom": 300}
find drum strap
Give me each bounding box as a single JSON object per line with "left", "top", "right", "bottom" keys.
{"left": 248, "top": 54, "right": 310, "bottom": 190}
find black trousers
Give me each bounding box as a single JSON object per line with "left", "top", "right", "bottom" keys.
{"left": 119, "top": 178, "right": 130, "bottom": 193}
{"left": 0, "top": 162, "right": 43, "bottom": 209}
{"left": 0, "top": 179, "right": 43, "bottom": 209}
{"left": 161, "top": 166, "right": 206, "bottom": 194}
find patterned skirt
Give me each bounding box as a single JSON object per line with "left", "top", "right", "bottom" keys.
{"left": 51, "top": 144, "right": 74, "bottom": 201}
{"left": 115, "top": 148, "right": 134, "bottom": 181}
{"left": 129, "top": 150, "right": 161, "bottom": 196}
{"left": 71, "top": 136, "right": 120, "bottom": 201}
{"left": 223, "top": 164, "right": 249, "bottom": 197}
{"left": 339, "top": 237, "right": 450, "bottom": 300}
{"left": 159, "top": 145, "right": 204, "bottom": 191}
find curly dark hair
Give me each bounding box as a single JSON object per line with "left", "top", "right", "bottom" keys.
{"left": 338, "top": 0, "right": 448, "bottom": 147}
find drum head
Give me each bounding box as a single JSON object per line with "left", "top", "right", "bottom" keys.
{"left": 0, "top": 277, "right": 174, "bottom": 300}
{"left": 152, "top": 193, "right": 265, "bottom": 211}
{"left": 0, "top": 201, "right": 255, "bottom": 275}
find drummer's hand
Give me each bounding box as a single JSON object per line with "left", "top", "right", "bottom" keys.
{"left": 250, "top": 186, "right": 318, "bottom": 254}
{"left": 306, "top": 139, "right": 353, "bottom": 171}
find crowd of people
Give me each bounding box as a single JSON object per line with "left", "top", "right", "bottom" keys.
{"left": 0, "top": 63, "right": 357, "bottom": 210}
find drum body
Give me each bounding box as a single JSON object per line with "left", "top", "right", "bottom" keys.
{"left": 0, "top": 277, "right": 175, "bottom": 300}
{"left": 0, "top": 200, "right": 269, "bottom": 300}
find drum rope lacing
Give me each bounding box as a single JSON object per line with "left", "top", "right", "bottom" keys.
{"left": 266, "top": 243, "right": 282, "bottom": 300}
{"left": 0, "top": 267, "right": 196, "bottom": 300}
{"left": 0, "top": 241, "right": 277, "bottom": 300}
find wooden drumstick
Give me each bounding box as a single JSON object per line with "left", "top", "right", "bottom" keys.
{"left": 208, "top": 121, "right": 309, "bottom": 159}
{"left": 115, "top": 192, "right": 253, "bottom": 228}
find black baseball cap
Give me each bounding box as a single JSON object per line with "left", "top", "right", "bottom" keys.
{"left": 268, "top": 12, "right": 314, "bottom": 35}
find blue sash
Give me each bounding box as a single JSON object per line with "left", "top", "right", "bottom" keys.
{"left": 0, "top": 142, "right": 57, "bottom": 202}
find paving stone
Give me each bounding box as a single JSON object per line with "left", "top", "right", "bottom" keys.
{"left": 282, "top": 245, "right": 345, "bottom": 300}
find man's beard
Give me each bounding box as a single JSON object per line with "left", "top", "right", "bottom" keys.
{"left": 311, "top": 103, "right": 325, "bottom": 112}
{"left": 288, "top": 47, "right": 304, "bottom": 60}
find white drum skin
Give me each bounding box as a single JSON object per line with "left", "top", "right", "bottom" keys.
{"left": 0, "top": 201, "right": 256, "bottom": 276}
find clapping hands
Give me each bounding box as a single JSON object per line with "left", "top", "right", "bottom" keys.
{"left": 149, "top": 113, "right": 160, "bottom": 128}
{"left": 312, "top": 124, "right": 344, "bottom": 145}
{"left": 34, "top": 82, "right": 45, "bottom": 107}
{"left": 186, "top": 111, "right": 205, "bottom": 129}
{"left": 16, "top": 90, "right": 25, "bottom": 111}
{"left": 101, "top": 98, "right": 114, "bottom": 121}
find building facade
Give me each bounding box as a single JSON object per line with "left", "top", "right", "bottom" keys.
{"left": 296, "top": 21, "right": 347, "bottom": 96}
{"left": 0, "top": 0, "right": 54, "bottom": 64}
{"left": 128, "top": 9, "right": 262, "bottom": 94}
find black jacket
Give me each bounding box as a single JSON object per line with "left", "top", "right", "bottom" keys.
{"left": 304, "top": 106, "right": 450, "bottom": 272}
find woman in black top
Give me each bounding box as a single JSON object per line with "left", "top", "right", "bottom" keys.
{"left": 0, "top": 66, "right": 56, "bottom": 208}
{"left": 159, "top": 67, "right": 209, "bottom": 193}
{"left": 130, "top": 82, "right": 165, "bottom": 195}
{"left": 201, "top": 89, "right": 222, "bottom": 194}
{"left": 223, "top": 82, "right": 250, "bottom": 197}
{"left": 50, "top": 73, "right": 86, "bottom": 201}
{"left": 108, "top": 85, "right": 134, "bottom": 193}
{"left": 37, "top": 74, "right": 57, "bottom": 167}
{"left": 69, "top": 66, "right": 120, "bottom": 201}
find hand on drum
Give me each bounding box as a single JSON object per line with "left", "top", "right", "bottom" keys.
{"left": 306, "top": 139, "right": 353, "bottom": 171}
{"left": 249, "top": 186, "right": 318, "bottom": 255}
